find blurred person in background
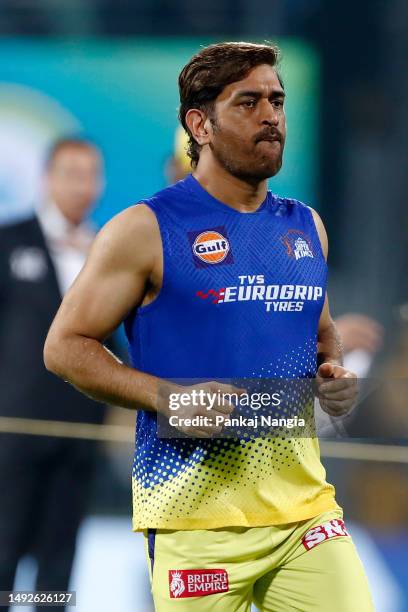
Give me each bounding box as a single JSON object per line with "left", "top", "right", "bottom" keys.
{"left": 335, "top": 313, "right": 383, "bottom": 378}
{"left": 0, "top": 138, "right": 105, "bottom": 609}
{"left": 346, "top": 306, "right": 408, "bottom": 523}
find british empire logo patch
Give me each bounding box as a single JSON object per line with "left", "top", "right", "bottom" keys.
{"left": 169, "top": 569, "right": 229, "bottom": 598}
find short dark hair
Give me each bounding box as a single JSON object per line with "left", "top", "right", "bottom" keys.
{"left": 46, "top": 137, "right": 99, "bottom": 168}
{"left": 178, "top": 41, "right": 282, "bottom": 168}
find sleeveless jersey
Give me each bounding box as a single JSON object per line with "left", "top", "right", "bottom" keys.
{"left": 125, "top": 174, "right": 339, "bottom": 530}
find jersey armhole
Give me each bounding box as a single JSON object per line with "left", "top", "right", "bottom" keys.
{"left": 135, "top": 201, "right": 169, "bottom": 315}
{"left": 304, "top": 205, "right": 328, "bottom": 267}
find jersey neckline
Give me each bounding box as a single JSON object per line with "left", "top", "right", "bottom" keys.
{"left": 185, "top": 173, "right": 271, "bottom": 216}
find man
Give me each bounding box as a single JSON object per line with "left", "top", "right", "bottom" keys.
{"left": 44, "top": 44, "right": 373, "bottom": 611}
{"left": 0, "top": 138, "right": 105, "bottom": 608}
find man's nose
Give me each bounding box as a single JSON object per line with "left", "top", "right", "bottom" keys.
{"left": 259, "top": 99, "right": 279, "bottom": 125}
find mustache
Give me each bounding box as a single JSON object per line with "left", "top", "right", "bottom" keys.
{"left": 254, "top": 128, "right": 283, "bottom": 144}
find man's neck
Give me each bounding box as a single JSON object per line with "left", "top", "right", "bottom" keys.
{"left": 193, "top": 157, "right": 268, "bottom": 213}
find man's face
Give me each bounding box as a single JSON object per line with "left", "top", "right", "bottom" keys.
{"left": 46, "top": 146, "right": 103, "bottom": 225}
{"left": 206, "top": 64, "right": 286, "bottom": 182}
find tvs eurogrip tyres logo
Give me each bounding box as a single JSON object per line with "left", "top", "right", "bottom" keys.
{"left": 188, "top": 226, "right": 234, "bottom": 268}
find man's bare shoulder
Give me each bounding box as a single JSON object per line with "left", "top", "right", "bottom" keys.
{"left": 91, "top": 203, "right": 160, "bottom": 271}
{"left": 103, "top": 203, "right": 158, "bottom": 237}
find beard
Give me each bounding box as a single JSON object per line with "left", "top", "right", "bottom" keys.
{"left": 208, "top": 120, "right": 284, "bottom": 183}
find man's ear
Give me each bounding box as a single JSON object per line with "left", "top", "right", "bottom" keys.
{"left": 185, "top": 109, "right": 211, "bottom": 146}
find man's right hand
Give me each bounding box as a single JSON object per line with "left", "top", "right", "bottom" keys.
{"left": 158, "top": 381, "right": 245, "bottom": 438}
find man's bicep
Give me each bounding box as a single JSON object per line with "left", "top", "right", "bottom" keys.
{"left": 59, "top": 263, "right": 143, "bottom": 342}
{"left": 50, "top": 206, "right": 154, "bottom": 341}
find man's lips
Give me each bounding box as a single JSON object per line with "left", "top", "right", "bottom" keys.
{"left": 255, "top": 133, "right": 282, "bottom": 144}
{"left": 256, "top": 136, "right": 282, "bottom": 143}
{"left": 256, "top": 137, "right": 281, "bottom": 146}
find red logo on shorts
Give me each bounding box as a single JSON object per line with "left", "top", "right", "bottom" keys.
{"left": 168, "top": 569, "right": 229, "bottom": 598}
{"left": 302, "top": 518, "right": 350, "bottom": 551}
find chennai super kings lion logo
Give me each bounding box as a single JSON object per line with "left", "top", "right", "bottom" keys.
{"left": 281, "top": 229, "right": 314, "bottom": 261}
{"left": 170, "top": 571, "right": 185, "bottom": 598}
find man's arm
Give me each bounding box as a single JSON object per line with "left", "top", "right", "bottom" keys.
{"left": 44, "top": 204, "right": 235, "bottom": 435}
{"left": 309, "top": 208, "right": 357, "bottom": 416}
{"left": 44, "top": 204, "right": 163, "bottom": 411}
{"left": 310, "top": 207, "right": 343, "bottom": 365}
{"left": 317, "top": 296, "right": 343, "bottom": 368}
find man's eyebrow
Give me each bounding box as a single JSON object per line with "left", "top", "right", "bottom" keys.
{"left": 234, "top": 89, "right": 286, "bottom": 100}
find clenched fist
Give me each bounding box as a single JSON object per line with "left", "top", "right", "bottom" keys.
{"left": 316, "top": 362, "right": 358, "bottom": 417}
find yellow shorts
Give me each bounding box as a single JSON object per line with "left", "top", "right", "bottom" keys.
{"left": 143, "top": 509, "right": 374, "bottom": 611}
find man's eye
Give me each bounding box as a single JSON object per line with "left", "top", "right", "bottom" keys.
{"left": 242, "top": 100, "right": 256, "bottom": 108}
{"left": 273, "top": 100, "right": 284, "bottom": 108}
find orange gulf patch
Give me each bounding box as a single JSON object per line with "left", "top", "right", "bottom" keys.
{"left": 192, "top": 231, "right": 230, "bottom": 264}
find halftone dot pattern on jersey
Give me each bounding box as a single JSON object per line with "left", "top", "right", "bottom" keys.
{"left": 131, "top": 339, "right": 324, "bottom": 528}
{"left": 131, "top": 436, "right": 333, "bottom": 529}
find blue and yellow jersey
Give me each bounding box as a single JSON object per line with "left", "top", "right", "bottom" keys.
{"left": 125, "top": 174, "right": 339, "bottom": 530}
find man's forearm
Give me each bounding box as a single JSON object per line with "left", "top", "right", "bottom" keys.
{"left": 44, "top": 334, "right": 161, "bottom": 412}
{"left": 317, "top": 321, "right": 344, "bottom": 366}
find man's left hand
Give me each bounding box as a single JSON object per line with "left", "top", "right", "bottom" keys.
{"left": 316, "top": 362, "right": 358, "bottom": 417}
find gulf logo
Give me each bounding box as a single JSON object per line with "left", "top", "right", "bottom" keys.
{"left": 193, "top": 231, "right": 230, "bottom": 264}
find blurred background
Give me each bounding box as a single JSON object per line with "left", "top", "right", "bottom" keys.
{"left": 0, "top": 1, "right": 407, "bottom": 611}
